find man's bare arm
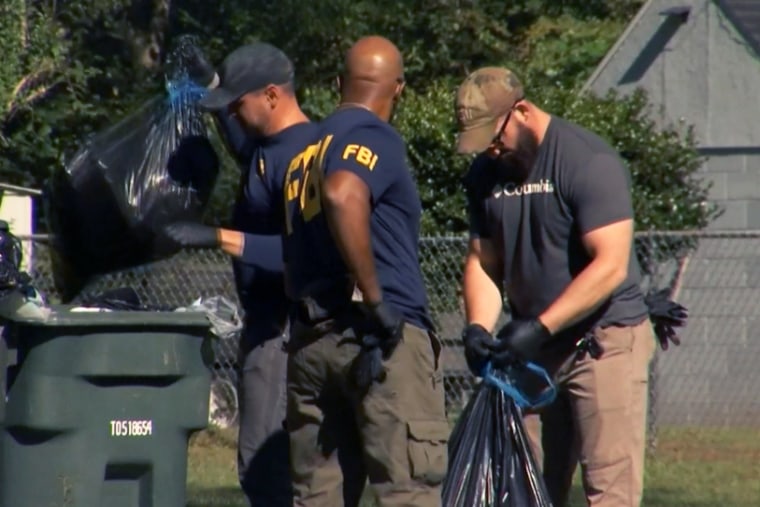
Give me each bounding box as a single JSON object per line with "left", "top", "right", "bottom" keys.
{"left": 322, "top": 170, "right": 382, "bottom": 303}
{"left": 463, "top": 237, "right": 504, "bottom": 331}
{"left": 538, "top": 218, "right": 633, "bottom": 334}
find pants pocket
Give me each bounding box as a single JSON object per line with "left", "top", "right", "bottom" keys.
{"left": 406, "top": 420, "right": 449, "bottom": 486}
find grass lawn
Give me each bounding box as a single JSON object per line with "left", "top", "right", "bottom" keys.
{"left": 187, "top": 426, "right": 760, "bottom": 507}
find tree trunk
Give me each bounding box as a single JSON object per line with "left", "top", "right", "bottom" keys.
{"left": 126, "top": 0, "right": 171, "bottom": 71}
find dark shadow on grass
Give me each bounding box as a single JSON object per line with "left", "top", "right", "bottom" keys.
{"left": 568, "top": 484, "right": 718, "bottom": 507}
{"left": 642, "top": 488, "right": 719, "bottom": 507}
{"left": 187, "top": 486, "right": 247, "bottom": 507}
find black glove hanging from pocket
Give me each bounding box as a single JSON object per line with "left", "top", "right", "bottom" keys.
{"left": 645, "top": 288, "right": 688, "bottom": 351}
{"left": 350, "top": 301, "right": 404, "bottom": 392}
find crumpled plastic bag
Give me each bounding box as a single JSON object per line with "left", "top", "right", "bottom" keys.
{"left": 0, "top": 220, "right": 50, "bottom": 322}
{"left": 175, "top": 296, "right": 243, "bottom": 340}
{"left": 43, "top": 35, "right": 220, "bottom": 301}
{"left": 442, "top": 363, "right": 555, "bottom": 507}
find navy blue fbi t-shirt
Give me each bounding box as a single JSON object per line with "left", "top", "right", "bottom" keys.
{"left": 464, "top": 116, "right": 649, "bottom": 334}
{"left": 283, "top": 107, "right": 432, "bottom": 330}
{"left": 230, "top": 121, "right": 319, "bottom": 343}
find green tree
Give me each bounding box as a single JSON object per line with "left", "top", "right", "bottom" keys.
{"left": 1, "top": 0, "right": 715, "bottom": 237}
{"left": 0, "top": 0, "right": 93, "bottom": 188}
{"left": 517, "top": 14, "right": 628, "bottom": 88}
{"left": 1, "top": 0, "right": 173, "bottom": 193}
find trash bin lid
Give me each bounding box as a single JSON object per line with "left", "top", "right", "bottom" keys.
{"left": 7, "top": 305, "right": 211, "bottom": 329}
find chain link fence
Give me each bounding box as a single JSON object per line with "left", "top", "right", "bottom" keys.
{"left": 15, "top": 231, "right": 760, "bottom": 447}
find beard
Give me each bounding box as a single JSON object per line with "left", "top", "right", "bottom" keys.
{"left": 492, "top": 123, "right": 540, "bottom": 183}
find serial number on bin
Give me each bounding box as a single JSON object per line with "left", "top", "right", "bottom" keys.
{"left": 110, "top": 420, "right": 153, "bottom": 437}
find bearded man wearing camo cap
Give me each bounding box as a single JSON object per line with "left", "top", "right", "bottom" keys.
{"left": 455, "top": 66, "right": 660, "bottom": 507}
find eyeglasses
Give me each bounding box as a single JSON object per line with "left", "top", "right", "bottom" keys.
{"left": 486, "top": 96, "right": 524, "bottom": 159}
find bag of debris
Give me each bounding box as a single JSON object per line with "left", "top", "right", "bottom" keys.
{"left": 44, "top": 36, "right": 220, "bottom": 301}
{"left": 442, "top": 362, "right": 556, "bottom": 507}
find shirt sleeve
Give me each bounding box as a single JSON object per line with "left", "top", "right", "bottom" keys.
{"left": 325, "top": 126, "right": 402, "bottom": 201}
{"left": 567, "top": 153, "right": 634, "bottom": 234}
{"left": 213, "top": 112, "right": 254, "bottom": 166}
{"left": 463, "top": 159, "right": 491, "bottom": 239}
{"left": 241, "top": 233, "right": 283, "bottom": 272}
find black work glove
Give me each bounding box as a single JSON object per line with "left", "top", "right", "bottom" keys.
{"left": 461, "top": 323, "right": 494, "bottom": 376}
{"left": 185, "top": 45, "right": 218, "bottom": 88}
{"left": 491, "top": 318, "right": 552, "bottom": 367}
{"left": 353, "top": 335, "right": 387, "bottom": 392}
{"left": 352, "top": 301, "right": 404, "bottom": 391}
{"left": 163, "top": 222, "right": 219, "bottom": 248}
{"left": 645, "top": 288, "right": 688, "bottom": 350}
{"left": 362, "top": 301, "right": 404, "bottom": 358}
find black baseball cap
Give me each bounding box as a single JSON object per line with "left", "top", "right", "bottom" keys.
{"left": 198, "top": 42, "right": 294, "bottom": 111}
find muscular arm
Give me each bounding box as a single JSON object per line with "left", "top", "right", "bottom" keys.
{"left": 463, "top": 237, "right": 503, "bottom": 331}
{"left": 322, "top": 170, "right": 382, "bottom": 303}
{"left": 538, "top": 218, "right": 632, "bottom": 333}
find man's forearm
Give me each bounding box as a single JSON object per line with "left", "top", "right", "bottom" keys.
{"left": 538, "top": 257, "right": 627, "bottom": 334}
{"left": 463, "top": 256, "right": 503, "bottom": 332}
{"left": 323, "top": 190, "right": 382, "bottom": 303}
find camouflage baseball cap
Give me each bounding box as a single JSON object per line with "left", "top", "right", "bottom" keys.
{"left": 455, "top": 67, "right": 524, "bottom": 154}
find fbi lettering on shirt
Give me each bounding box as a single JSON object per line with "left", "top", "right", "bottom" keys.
{"left": 342, "top": 144, "right": 378, "bottom": 170}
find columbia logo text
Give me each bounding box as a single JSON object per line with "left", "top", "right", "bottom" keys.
{"left": 493, "top": 179, "right": 555, "bottom": 198}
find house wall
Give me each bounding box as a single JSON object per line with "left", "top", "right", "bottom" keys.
{"left": 583, "top": 0, "right": 760, "bottom": 427}
{"left": 655, "top": 235, "right": 760, "bottom": 426}
{"left": 586, "top": 0, "right": 760, "bottom": 148}
{"left": 586, "top": 0, "right": 760, "bottom": 230}
{"left": 701, "top": 152, "right": 760, "bottom": 229}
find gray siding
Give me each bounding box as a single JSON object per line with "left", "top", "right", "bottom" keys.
{"left": 586, "top": 0, "right": 760, "bottom": 149}
{"left": 585, "top": 1, "right": 760, "bottom": 229}
{"left": 655, "top": 237, "right": 760, "bottom": 426}
{"left": 702, "top": 152, "right": 760, "bottom": 229}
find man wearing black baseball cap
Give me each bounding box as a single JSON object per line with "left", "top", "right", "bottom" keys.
{"left": 163, "top": 42, "right": 316, "bottom": 507}
{"left": 198, "top": 42, "right": 296, "bottom": 122}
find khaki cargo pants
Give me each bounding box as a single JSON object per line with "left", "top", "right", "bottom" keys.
{"left": 287, "top": 319, "right": 448, "bottom": 507}
{"left": 523, "top": 319, "right": 656, "bottom": 507}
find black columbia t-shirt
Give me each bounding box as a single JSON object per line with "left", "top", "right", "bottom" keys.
{"left": 464, "top": 116, "right": 648, "bottom": 333}
{"left": 283, "top": 107, "right": 433, "bottom": 330}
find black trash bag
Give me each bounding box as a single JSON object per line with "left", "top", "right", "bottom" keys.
{"left": 443, "top": 363, "right": 555, "bottom": 507}
{"left": 43, "top": 35, "right": 220, "bottom": 301}
{"left": 78, "top": 287, "right": 172, "bottom": 312}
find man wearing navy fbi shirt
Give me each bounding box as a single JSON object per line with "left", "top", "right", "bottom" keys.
{"left": 163, "top": 43, "right": 317, "bottom": 507}
{"left": 283, "top": 36, "right": 447, "bottom": 507}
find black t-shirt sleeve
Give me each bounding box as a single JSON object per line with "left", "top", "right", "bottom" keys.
{"left": 325, "top": 126, "right": 401, "bottom": 201}
{"left": 567, "top": 153, "right": 634, "bottom": 234}
{"left": 463, "top": 157, "right": 491, "bottom": 239}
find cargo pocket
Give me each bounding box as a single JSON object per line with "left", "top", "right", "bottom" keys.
{"left": 406, "top": 420, "right": 449, "bottom": 485}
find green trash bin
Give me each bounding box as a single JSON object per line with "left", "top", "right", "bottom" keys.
{"left": 0, "top": 306, "right": 213, "bottom": 507}
{"left": 0, "top": 327, "right": 7, "bottom": 426}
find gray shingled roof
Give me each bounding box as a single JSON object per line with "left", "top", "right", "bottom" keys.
{"left": 716, "top": 0, "right": 760, "bottom": 57}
